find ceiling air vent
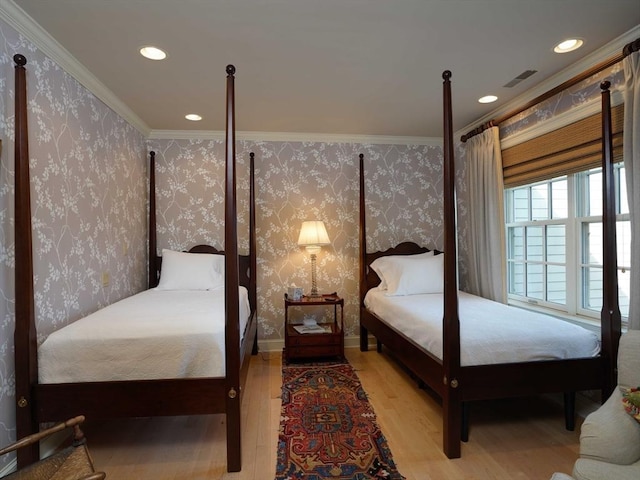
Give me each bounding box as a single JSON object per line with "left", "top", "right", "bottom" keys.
{"left": 503, "top": 69, "right": 537, "bottom": 88}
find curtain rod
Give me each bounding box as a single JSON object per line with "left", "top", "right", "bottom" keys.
{"left": 461, "top": 37, "right": 640, "bottom": 143}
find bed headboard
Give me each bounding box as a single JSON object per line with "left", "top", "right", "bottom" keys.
{"left": 363, "top": 242, "right": 435, "bottom": 293}
{"left": 152, "top": 245, "right": 252, "bottom": 295}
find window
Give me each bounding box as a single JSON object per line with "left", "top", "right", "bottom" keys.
{"left": 505, "top": 165, "right": 629, "bottom": 323}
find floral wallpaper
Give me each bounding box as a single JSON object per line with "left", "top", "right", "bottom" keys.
{"left": 0, "top": 18, "right": 148, "bottom": 471}
{"left": 147, "top": 140, "right": 447, "bottom": 344}
{"left": 0, "top": 10, "right": 624, "bottom": 474}
{"left": 500, "top": 64, "right": 624, "bottom": 139}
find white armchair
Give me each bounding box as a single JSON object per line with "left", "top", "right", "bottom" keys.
{"left": 572, "top": 330, "right": 640, "bottom": 480}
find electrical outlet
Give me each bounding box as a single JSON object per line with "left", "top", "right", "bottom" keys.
{"left": 102, "top": 271, "right": 110, "bottom": 287}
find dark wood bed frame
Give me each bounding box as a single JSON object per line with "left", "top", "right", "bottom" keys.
{"left": 358, "top": 71, "right": 622, "bottom": 459}
{"left": 13, "top": 58, "right": 258, "bottom": 472}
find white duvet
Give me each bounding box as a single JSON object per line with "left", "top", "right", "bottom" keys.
{"left": 38, "top": 287, "right": 251, "bottom": 383}
{"left": 364, "top": 288, "right": 600, "bottom": 366}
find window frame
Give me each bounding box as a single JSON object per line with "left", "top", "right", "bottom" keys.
{"left": 505, "top": 164, "right": 629, "bottom": 326}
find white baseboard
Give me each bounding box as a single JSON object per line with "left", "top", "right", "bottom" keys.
{"left": 0, "top": 460, "right": 15, "bottom": 477}
{"left": 0, "top": 429, "right": 69, "bottom": 476}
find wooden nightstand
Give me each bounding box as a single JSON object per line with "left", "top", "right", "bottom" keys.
{"left": 284, "top": 293, "right": 344, "bottom": 363}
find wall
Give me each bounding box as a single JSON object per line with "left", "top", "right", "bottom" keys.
{"left": 147, "top": 139, "right": 453, "bottom": 346}
{"left": 0, "top": 18, "right": 148, "bottom": 470}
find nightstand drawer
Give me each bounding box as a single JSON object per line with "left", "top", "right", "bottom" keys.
{"left": 289, "top": 333, "right": 341, "bottom": 347}
{"left": 287, "top": 345, "right": 342, "bottom": 358}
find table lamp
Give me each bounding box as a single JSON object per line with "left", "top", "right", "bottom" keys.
{"left": 297, "top": 220, "right": 331, "bottom": 297}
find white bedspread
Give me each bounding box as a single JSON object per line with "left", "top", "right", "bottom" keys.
{"left": 364, "top": 288, "right": 600, "bottom": 366}
{"left": 39, "top": 287, "right": 251, "bottom": 383}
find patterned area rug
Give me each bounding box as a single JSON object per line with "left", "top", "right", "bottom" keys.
{"left": 275, "top": 359, "right": 405, "bottom": 479}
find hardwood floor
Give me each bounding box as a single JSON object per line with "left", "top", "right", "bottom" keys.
{"left": 81, "top": 348, "right": 592, "bottom": 479}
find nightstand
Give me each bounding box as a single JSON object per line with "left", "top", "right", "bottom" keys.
{"left": 284, "top": 293, "right": 344, "bottom": 363}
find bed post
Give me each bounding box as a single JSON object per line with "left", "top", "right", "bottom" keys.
{"left": 224, "top": 64, "right": 242, "bottom": 472}
{"left": 148, "top": 151, "right": 158, "bottom": 288}
{"left": 249, "top": 151, "right": 258, "bottom": 355}
{"left": 13, "top": 54, "right": 40, "bottom": 467}
{"left": 358, "top": 153, "right": 370, "bottom": 352}
{"left": 599, "top": 81, "right": 622, "bottom": 400}
{"left": 441, "top": 70, "right": 462, "bottom": 459}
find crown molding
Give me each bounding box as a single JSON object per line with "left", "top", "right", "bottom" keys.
{"left": 0, "top": 0, "right": 150, "bottom": 136}
{"left": 459, "top": 24, "right": 640, "bottom": 136}
{"left": 149, "top": 129, "right": 442, "bottom": 146}
{"left": 500, "top": 90, "right": 624, "bottom": 149}
{"left": 0, "top": 0, "right": 439, "bottom": 147}
{"left": 3, "top": 0, "right": 636, "bottom": 146}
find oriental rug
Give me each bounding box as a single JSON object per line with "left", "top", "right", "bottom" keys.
{"left": 275, "top": 359, "right": 405, "bottom": 480}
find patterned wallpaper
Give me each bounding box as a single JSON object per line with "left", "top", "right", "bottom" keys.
{"left": 0, "top": 12, "right": 622, "bottom": 473}
{"left": 0, "top": 19, "right": 148, "bottom": 469}
{"left": 500, "top": 63, "right": 624, "bottom": 138}
{"left": 147, "top": 140, "right": 448, "bottom": 343}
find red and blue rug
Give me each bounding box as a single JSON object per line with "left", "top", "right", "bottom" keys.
{"left": 275, "top": 359, "right": 405, "bottom": 480}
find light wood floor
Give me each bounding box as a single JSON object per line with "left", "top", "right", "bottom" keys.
{"left": 81, "top": 348, "right": 593, "bottom": 479}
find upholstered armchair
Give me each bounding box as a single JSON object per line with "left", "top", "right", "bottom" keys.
{"left": 572, "top": 330, "right": 640, "bottom": 480}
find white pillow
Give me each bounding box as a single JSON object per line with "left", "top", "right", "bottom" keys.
{"left": 383, "top": 253, "right": 444, "bottom": 296}
{"left": 370, "top": 251, "right": 434, "bottom": 290}
{"left": 156, "top": 249, "right": 224, "bottom": 290}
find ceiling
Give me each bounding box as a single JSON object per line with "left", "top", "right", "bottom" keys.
{"left": 9, "top": 0, "right": 640, "bottom": 139}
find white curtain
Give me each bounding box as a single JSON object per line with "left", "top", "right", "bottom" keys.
{"left": 623, "top": 50, "right": 640, "bottom": 330}
{"left": 466, "top": 126, "right": 506, "bottom": 303}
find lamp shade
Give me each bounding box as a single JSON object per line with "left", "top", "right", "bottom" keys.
{"left": 297, "top": 221, "right": 331, "bottom": 247}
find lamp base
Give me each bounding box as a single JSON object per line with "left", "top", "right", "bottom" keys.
{"left": 307, "top": 252, "right": 321, "bottom": 298}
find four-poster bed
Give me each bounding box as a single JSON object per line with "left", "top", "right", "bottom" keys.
{"left": 358, "top": 71, "right": 622, "bottom": 459}
{"left": 13, "top": 58, "right": 257, "bottom": 472}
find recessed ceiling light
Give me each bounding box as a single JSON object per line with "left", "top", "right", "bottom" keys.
{"left": 478, "top": 95, "right": 498, "bottom": 104}
{"left": 554, "top": 38, "right": 584, "bottom": 53}
{"left": 185, "top": 114, "right": 202, "bottom": 121}
{"left": 140, "top": 46, "right": 167, "bottom": 60}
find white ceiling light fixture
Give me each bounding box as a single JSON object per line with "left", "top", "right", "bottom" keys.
{"left": 185, "top": 114, "right": 202, "bottom": 121}
{"left": 140, "top": 46, "right": 167, "bottom": 60}
{"left": 554, "top": 38, "right": 584, "bottom": 53}
{"left": 478, "top": 95, "right": 498, "bottom": 104}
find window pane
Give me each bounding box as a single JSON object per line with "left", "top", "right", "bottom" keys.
{"left": 618, "top": 166, "right": 628, "bottom": 215}
{"left": 508, "top": 227, "right": 524, "bottom": 260}
{"left": 509, "top": 262, "right": 525, "bottom": 296}
{"left": 513, "top": 188, "right": 529, "bottom": 222}
{"left": 588, "top": 171, "right": 602, "bottom": 216}
{"left": 531, "top": 184, "right": 549, "bottom": 220}
{"left": 526, "top": 226, "right": 543, "bottom": 261}
{"left": 619, "top": 268, "right": 630, "bottom": 319}
{"left": 547, "top": 265, "right": 566, "bottom": 305}
{"left": 583, "top": 266, "right": 603, "bottom": 311}
{"left": 527, "top": 263, "right": 544, "bottom": 300}
{"left": 617, "top": 220, "right": 631, "bottom": 268}
{"left": 551, "top": 179, "right": 568, "bottom": 219}
{"left": 546, "top": 225, "right": 565, "bottom": 263}
{"left": 584, "top": 222, "right": 603, "bottom": 266}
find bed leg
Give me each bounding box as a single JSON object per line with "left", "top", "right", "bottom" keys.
{"left": 443, "top": 393, "right": 462, "bottom": 458}
{"left": 360, "top": 325, "right": 369, "bottom": 351}
{"left": 376, "top": 340, "right": 382, "bottom": 353}
{"left": 226, "top": 404, "right": 241, "bottom": 472}
{"left": 564, "top": 391, "right": 576, "bottom": 431}
{"left": 461, "top": 402, "right": 469, "bottom": 442}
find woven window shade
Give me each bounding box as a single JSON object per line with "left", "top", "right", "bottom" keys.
{"left": 501, "top": 103, "right": 624, "bottom": 187}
